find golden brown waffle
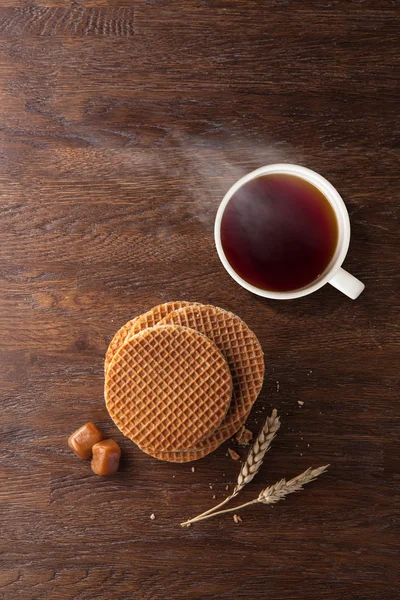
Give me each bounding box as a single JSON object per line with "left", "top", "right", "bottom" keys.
{"left": 104, "top": 317, "right": 140, "bottom": 373}
{"left": 124, "top": 300, "right": 195, "bottom": 343}
{"left": 139, "top": 411, "right": 250, "bottom": 463}
{"left": 105, "top": 325, "right": 233, "bottom": 453}
{"left": 155, "top": 304, "right": 264, "bottom": 428}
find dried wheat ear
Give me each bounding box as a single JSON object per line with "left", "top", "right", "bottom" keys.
{"left": 181, "top": 409, "right": 329, "bottom": 527}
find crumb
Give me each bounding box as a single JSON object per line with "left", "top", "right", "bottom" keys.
{"left": 301, "top": 437, "right": 303, "bottom": 440}
{"left": 297, "top": 401, "right": 304, "bottom": 407}
{"left": 276, "top": 381, "right": 280, "bottom": 392}
{"left": 172, "top": 475, "right": 175, "bottom": 478}
{"left": 213, "top": 494, "right": 216, "bottom": 499}
{"left": 300, "top": 453, "right": 303, "bottom": 456}
{"left": 191, "top": 467, "right": 195, "bottom": 472}
{"left": 307, "top": 443, "right": 310, "bottom": 447}
{"left": 228, "top": 448, "right": 240, "bottom": 461}
{"left": 236, "top": 426, "right": 253, "bottom": 447}
{"left": 236, "top": 425, "right": 244, "bottom": 441}
{"left": 225, "top": 484, "right": 229, "bottom": 491}
{"left": 209, "top": 484, "right": 213, "bottom": 489}
{"left": 150, "top": 514, "right": 156, "bottom": 520}
{"left": 233, "top": 514, "right": 243, "bottom": 523}
{"left": 296, "top": 444, "right": 298, "bottom": 448}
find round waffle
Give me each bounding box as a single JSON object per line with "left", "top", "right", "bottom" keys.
{"left": 105, "top": 325, "right": 233, "bottom": 452}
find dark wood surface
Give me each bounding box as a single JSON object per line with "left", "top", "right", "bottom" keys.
{"left": 1, "top": 2, "right": 399, "bottom": 599}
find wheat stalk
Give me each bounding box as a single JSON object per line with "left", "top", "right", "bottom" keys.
{"left": 233, "top": 408, "right": 281, "bottom": 496}
{"left": 258, "top": 465, "right": 329, "bottom": 503}
{"left": 181, "top": 465, "right": 329, "bottom": 525}
{"left": 181, "top": 409, "right": 280, "bottom": 527}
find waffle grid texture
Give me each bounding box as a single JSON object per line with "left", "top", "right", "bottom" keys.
{"left": 138, "top": 410, "right": 250, "bottom": 463}
{"left": 124, "top": 301, "right": 194, "bottom": 342}
{"left": 104, "top": 301, "right": 193, "bottom": 373}
{"left": 104, "top": 317, "right": 139, "bottom": 373}
{"left": 150, "top": 304, "right": 264, "bottom": 425}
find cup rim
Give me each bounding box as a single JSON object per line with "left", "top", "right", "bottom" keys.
{"left": 214, "top": 163, "right": 351, "bottom": 299}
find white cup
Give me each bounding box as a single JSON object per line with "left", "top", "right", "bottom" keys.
{"left": 214, "top": 164, "right": 365, "bottom": 300}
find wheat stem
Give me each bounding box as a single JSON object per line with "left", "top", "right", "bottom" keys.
{"left": 181, "top": 500, "right": 258, "bottom": 525}
{"left": 183, "top": 495, "right": 232, "bottom": 522}
{"left": 181, "top": 465, "right": 329, "bottom": 526}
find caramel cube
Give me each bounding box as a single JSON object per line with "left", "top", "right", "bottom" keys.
{"left": 91, "top": 439, "right": 121, "bottom": 476}
{"left": 68, "top": 422, "right": 104, "bottom": 460}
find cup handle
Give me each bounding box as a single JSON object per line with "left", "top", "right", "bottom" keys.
{"left": 329, "top": 267, "right": 365, "bottom": 300}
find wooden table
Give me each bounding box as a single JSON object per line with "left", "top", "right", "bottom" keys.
{"left": 1, "top": 2, "right": 398, "bottom": 599}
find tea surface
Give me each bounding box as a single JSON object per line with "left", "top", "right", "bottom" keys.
{"left": 220, "top": 174, "right": 339, "bottom": 292}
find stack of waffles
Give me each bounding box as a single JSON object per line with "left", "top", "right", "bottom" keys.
{"left": 105, "top": 302, "right": 264, "bottom": 463}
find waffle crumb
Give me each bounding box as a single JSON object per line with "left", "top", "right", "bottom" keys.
{"left": 228, "top": 448, "right": 240, "bottom": 461}
{"left": 233, "top": 514, "right": 242, "bottom": 523}
{"left": 209, "top": 484, "right": 213, "bottom": 489}
{"left": 150, "top": 514, "right": 156, "bottom": 520}
{"left": 191, "top": 466, "right": 195, "bottom": 472}
{"left": 236, "top": 426, "right": 253, "bottom": 447}
{"left": 297, "top": 401, "right": 304, "bottom": 407}
{"left": 225, "top": 484, "right": 229, "bottom": 491}
{"left": 213, "top": 494, "right": 216, "bottom": 499}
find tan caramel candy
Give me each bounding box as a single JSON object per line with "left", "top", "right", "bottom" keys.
{"left": 91, "top": 439, "right": 121, "bottom": 476}
{"left": 68, "top": 422, "right": 104, "bottom": 460}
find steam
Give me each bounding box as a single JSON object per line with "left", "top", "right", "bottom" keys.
{"left": 100, "top": 134, "right": 301, "bottom": 249}
{"left": 157, "top": 135, "right": 300, "bottom": 231}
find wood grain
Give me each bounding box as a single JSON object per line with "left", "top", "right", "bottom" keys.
{"left": 0, "top": 1, "right": 399, "bottom": 599}
{"left": 0, "top": 7, "right": 136, "bottom": 37}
